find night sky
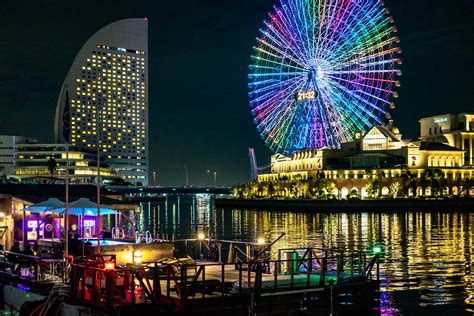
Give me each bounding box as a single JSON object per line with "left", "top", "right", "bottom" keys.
{"left": 0, "top": 0, "right": 472, "bottom": 186}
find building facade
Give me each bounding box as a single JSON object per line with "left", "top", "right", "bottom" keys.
{"left": 257, "top": 123, "right": 472, "bottom": 199}
{"left": 54, "top": 19, "right": 149, "bottom": 185}
{"left": 419, "top": 113, "right": 474, "bottom": 166}
{"left": 14, "top": 143, "right": 117, "bottom": 184}
{"left": 0, "top": 135, "right": 37, "bottom": 176}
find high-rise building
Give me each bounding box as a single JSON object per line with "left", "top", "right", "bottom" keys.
{"left": 55, "top": 18, "right": 149, "bottom": 185}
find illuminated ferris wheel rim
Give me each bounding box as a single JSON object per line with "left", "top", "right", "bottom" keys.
{"left": 248, "top": 0, "right": 402, "bottom": 155}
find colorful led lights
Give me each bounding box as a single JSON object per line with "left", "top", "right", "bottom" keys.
{"left": 249, "top": 0, "right": 401, "bottom": 154}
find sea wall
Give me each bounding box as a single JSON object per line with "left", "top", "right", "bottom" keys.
{"left": 215, "top": 198, "right": 474, "bottom": 212}
{"left": 92, "top": 241, "right": 174, "bottom": 265}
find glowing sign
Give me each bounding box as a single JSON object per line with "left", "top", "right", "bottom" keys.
{"left": 434, "top": 117, "right": 448, "bottom": 123}
{"left": 83, "top": 220, "right": 95, "bottom": 227}
{"left": 27, "top": 221, "right": 45, "bottom": 229}
{"left": 295, "top": 90, "right": 317, "bottom": 101}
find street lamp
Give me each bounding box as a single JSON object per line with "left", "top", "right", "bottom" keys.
{"left": 152, "top": 171, "right": 156, "bottom": 186}
{"left": 207, "top": 170, "right": 217, "bottom": 187}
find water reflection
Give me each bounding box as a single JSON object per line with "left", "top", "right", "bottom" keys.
{"left": 140, "top": 194, "right": 473, "bottom": 314}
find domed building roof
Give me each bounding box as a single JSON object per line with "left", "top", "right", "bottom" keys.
{"left": 390, "top": 126, "right": 400, "bottom": 135}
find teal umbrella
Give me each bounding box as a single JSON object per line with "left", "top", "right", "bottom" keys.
{"left": 57, "top": 198, "right": 118, "bottom": 215}
{"left": 25, "top": 198, "right": 65, "bottom": 214}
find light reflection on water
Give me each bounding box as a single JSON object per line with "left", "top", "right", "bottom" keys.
{"left": 139, "top": 194, "right": 474, "bottom": 314}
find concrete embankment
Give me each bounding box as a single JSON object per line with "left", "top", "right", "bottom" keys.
{"left": 215, "top": 198, "right": 474, "bottom": 212}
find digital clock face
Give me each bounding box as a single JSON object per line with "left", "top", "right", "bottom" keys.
{"left": 295, "top": 90, "right": 317, "bottom": 101}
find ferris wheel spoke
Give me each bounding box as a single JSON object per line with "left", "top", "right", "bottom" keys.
{"left": 265, "top": 16, "right": 309, "bottom": 63}
{"left": 248, "top": 71, "right": 306, "bottom": 78}
{"left": 326, "top": 74, "right": 395, "bottom": 95}
{"left": 348, "top": 35, "right": 400, "bottom": 60}
{"left": 322, "top": 77, "right": 386, "bottom": 122}
{"left": 250, "top": 76, "right": 305, "bottom": 99}
{"left": 327, "top": 12, "right": 390, "bottom": 65}
{"left": 250, "top": 76, "right": 305, "bottom": 109}
{"left": 260, "top": 25, "right": 309, "bottom": 67}
{"left": 288, "top": 0, "right": 318, "bottom": 62}
{"left": 317, "top": 84, "right": 355, "bottom": 142}
{"left": 251, "top": 54, "right": 306, "bottom": 71}
{"left": 255, "top": 38, "right": 309, "bottom": 69}
{"left": 264, "top": 86, "right": 307, "bottom": 141}
{"left": 316, "top": 1, "right": 346, "bottom": 61}
{"left": 269, "top": 8, "right": 311, "bottom": 64}
{"left": 325, "top": 69, "right": 398, "bottom": 75}
{"left": 318, "top": 80, "right": 371, "bottom": 132}
{"left": 345, "top": 20, "right": 395, "bottom": 57}
{"left": 322, "top": 4, "right": 385, "bottom": 64}
{"left": 278, "top": 2, "right": 313, "bottom": 63}
{"left": 254, "top": 47, "right": 305, "bottom": 69}
{"left": 256, "top": 80, "right": 307, "bottom": 128}
{"left": 316, "top": 89, "right": 351, "bottom": 142}
{"left": 335, "top": 56, "right": 399, "bottom": 71}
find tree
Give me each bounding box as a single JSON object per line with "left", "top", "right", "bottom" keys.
{"left": 47, "top": 157, "right": 57, "bottom": 180}
{"left": 267, "top": 182, "right": 275, "bottom": 198}
{"left": 390, "top": 181, "right": 401, "bottom": 198}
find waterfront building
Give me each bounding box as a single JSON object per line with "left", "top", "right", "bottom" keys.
{"left": 14, "top": 143, "right": 118, "bottom": 184}
{"left": 419, "top": 113, "right": 474, "bottom": 165}
{"left": 257, "top": 122, "right": 472, "bottom": 199}
{"left": 54, "top": 19, "right": 149, "bottom": 185}
{"left": 0, "top": 136, "right": 119, "bottom": 184}
{"left": 0, "top": 135, "right": 37, "bottom": 176}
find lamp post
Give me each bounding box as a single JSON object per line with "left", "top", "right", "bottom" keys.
{"left": 207, "top": 170, "right": 217, "bottom": 187}
{"left": 96, "top": 98, "right": 102, "bottom": 253}
{"left": 152, "top": 171, "right": 156, "bottom": 186}
{"left": 65, "top": 144, "right": 69, "bottom": 257}
{"left": 197, "top": 233, "right": 205, "bottom": 259}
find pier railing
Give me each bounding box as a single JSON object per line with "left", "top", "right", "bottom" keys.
{"left": 0, "top": 250, "right": 65, "bottom": 283}
{"left": 68, "top": 248, "right": 380, "bottom": 306}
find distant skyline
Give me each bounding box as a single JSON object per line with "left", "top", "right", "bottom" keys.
{"left": 0, "top": 0, "right": 472, "bottom": 186}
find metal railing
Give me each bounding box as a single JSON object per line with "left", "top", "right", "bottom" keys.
{"left": 0, "top": 250, "right": 65, "bottom": 283}
{"left": 67, "top": 249, "right": 380, "bottom": 307}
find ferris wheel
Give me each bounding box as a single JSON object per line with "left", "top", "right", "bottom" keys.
{"left": 248, "top": 0, "right": 402, "bottom": 154}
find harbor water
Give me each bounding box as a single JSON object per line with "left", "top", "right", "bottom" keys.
{"left": 138, "top": 194, "right": 474, "bottom": 315}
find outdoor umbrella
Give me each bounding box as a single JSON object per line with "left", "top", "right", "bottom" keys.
{"left": 24, "top": 198, "right": 66, "bottom": 214}
{"left": 56, "top": 198, "right": 118, "bottom": 254}
{"left": 57, "top": 198, "right": 118, "bottom": 216}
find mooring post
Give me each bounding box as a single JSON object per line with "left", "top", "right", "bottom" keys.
{"left": 307, "top": 249, "right": 312, "bottom": 286}
{"left": 376, "top": 255, "right": 380, "bottom": 281}
{"left": 320, "top": 250, "right": 327, "bottom": 286}
{"left": 152, "top": 262, "right": 159, "bottom": 303}
{"left": 274, "top": 261, "right": 278, "bottom": 289}
{"left": 239, "top": 262, "right": 243, "bottom": 294}
{"left": 167, "top": 265, "right": 171, "bottom": 297}
{"left": 221, "top": 263, "right": 225, "bottom": 296}
{"left": 218, "top": 243, "right": 222, "bottom": 263}
{"left": 105, "top": 269, "right": 113, "bottom": 306}
{"left": 202, "top": 266, "right": 206, "bottom": 298}
{"left": 131, "top": 272, "right": 136, "bottom": 304}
